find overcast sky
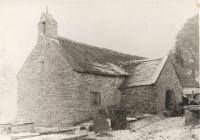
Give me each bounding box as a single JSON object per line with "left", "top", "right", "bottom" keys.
{"left": 0, "top": 0, "right": 198, "bottom": 73}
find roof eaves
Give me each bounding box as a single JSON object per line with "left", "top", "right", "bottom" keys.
{"left": 120, "top": 58, "right": 162, "bottom": 65}
{"left": 119, "top": 83, "right": 155, "bottom": 90}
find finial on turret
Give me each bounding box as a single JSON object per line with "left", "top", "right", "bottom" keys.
{"left": 46, "top": 6, "right": 48, "bottom": 16}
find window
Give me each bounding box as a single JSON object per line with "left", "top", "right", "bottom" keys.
{"left": 90, "top": 92, "right": 101, "bottom": 106}
{"left": 41, "top": 21, "right": 46, "bottom": 34}
{"left": 40, "top": 60, "right": 44, "bottom": 72}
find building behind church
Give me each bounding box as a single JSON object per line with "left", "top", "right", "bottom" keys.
{"left": 17, "top": 11, "right": 183, "bottom": 127}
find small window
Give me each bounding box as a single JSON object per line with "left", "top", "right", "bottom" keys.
{"left": 90, "top": 92, "right": 101, "bottom": 106}
{"left": 41, "top": 22, "right": 46, "bottom": 34}
{"left": 40, "top": 60, "right": 44, "bottom": 72}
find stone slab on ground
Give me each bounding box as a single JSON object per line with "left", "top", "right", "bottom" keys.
{"left": 11, "top": 132, "right": 40, "bottom": 140}
{"left": 11, "top": 123, "right": 35, "bottom": 134}
{"left": 0, "top": 122, "right": 35, "bottom": 134}
{"left": 93, "top": 114, "right": 109, "bottom": 134}
{"left": 35, "top": 127, "right": 76, "bottom": 135}
{"left": 11, "top": 133, "right": 88, "bottom": 140}
{"left": 0, "top": 124, "right": 11, "bottom": 134}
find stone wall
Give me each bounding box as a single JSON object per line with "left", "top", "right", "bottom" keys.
{"left": 17, "top": 12, "right": 127, "bottom": 127}
{"left": 71, "top": 73, "right": 125, "bottom": 124}
{"left": 155, "top": 59, "right": 183, "bottom": 112}
{"left": 17, "top": 40, "right": 79, "bottom": 127}
{"left": 121, "top": 86, "right": 158, "bottom": 114}
{"left": 184, "top": 105, "right": 200, "bottom": 125}
{"left": 17, "top": 37, "right": 125, "bottom": 127}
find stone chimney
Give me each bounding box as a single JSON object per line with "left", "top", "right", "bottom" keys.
{"left": 38, "top": 8, "right": 57, "bottom": 42}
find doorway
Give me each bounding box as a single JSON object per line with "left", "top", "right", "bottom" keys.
{"left": 165, "top": 90, "right": 175, "bottom": 111}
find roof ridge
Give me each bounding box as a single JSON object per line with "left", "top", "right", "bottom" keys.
{"left": 57, "top": 36, "right": 113, "bottom": 50}
{"left": 57, "top": 36, "right": 144, "bottom": 59}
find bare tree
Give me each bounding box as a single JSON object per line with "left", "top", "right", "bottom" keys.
{"left": 174, "top": 15, "right": 199, "bottom": 81}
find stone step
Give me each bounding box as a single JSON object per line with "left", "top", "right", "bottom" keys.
{"left": 35, "top": 127, "right": 76, "bottom": 135}
{"left": 11, "top": 123, "right": 35, "bottom": 134}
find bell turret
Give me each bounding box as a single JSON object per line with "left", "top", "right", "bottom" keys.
{"left": 38, "top": 8, "right": 57, "bottom": 41}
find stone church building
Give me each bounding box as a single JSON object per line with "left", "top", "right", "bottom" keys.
{"left": 17, "top": 12, "right": 183, "bottom": 127}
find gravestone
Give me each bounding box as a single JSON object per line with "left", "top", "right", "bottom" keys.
{"left": 184, "top": 105, "right": 200, "bottom": 125}
{"left": 109, "top": 105, "right": 127, "bottom": 130}
{"left": 0, "top": 124, "right": 11, "bottom": 134}
{"left": 93, "top": 109, "right": 109, "bottom": 133}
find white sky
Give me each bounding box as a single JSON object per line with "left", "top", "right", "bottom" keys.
{"left": 0, "top": 0, "right": 198, "bottom": 73}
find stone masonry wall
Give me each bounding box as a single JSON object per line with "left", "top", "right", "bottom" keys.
{"left": 121, "top": 86, "right": 158, "bottom": 114}
{"left": 155, "top": 59, "right": 183, "bottom": 112}
{"left": 17, "top": 13, "right": 127, "bottom": 127}
{"left": 17, "top": 36, "right": 125, "bottom": 127}
{"left": 38, "top": 13, "right": 57, "bottom": 40}
{"left": 17, "top": 39, "right": 79, "bottom": 127}
{"left": 71, "top": 73, "right": 125, "bottom": 124}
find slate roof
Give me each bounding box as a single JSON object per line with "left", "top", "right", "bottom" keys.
{"left": 50, "top": 37, "right": 145, "bottom": 76}
{"left": 120, "top": 58, "right": 167, "bottom": 89}
{"left": 49, "top": 37, "right": 186, "bottom": 89}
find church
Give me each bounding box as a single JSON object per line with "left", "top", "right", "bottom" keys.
{"left": 17, "top": 11, "right": 183, "bottom": 127}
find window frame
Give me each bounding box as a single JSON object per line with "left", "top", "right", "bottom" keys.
{"left": 90, "top": 92, "right": 101, "bottom": 106}
{"left": 41, "top": 21, "right": 46, "bottom": 34}
{"left": 40, "top": 60, "right": 45, "bottom": 72}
